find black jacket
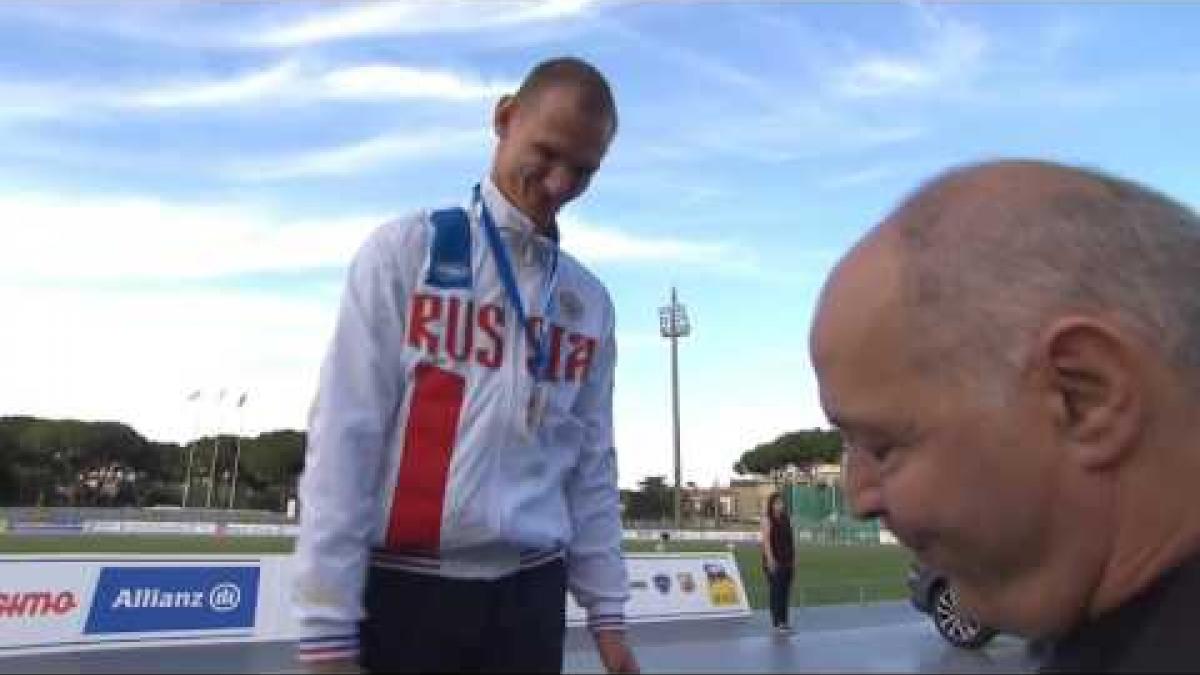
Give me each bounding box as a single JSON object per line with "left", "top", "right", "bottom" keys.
{"left": 1042, "top": 552, "right": 1200, "bottom": 673}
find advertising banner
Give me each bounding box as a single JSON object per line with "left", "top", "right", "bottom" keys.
{"left": 83, "top": 566, "right": 258, "bottom": 635}
{"left": 7, "top": 519, "right": 83, "bottom": 535}
{"left": 82, "top": 521, "right": 123, "bottom": 534}
{"left": 622, "top": 529, "right": 760, "bottom": 543}
{"left": 0, "top": 556, "right": 265, "bottom": 656}
{"left": 566, "top": 553, "right": 751, "bottom": 626}
{"left": 108, "top": 521, "right": 217, "bottom": 535}
{"left": 0, "top": 559, "right": 94, "bottom": 651}
{"left": 221, "top": 523, "right": 286, "bottom": 537}
{"left": 1, "top": 552, "right": 750, "bottom": 656}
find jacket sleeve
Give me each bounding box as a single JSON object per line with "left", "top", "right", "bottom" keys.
{"left": 292, "top": 222, "right": 411, "bottom": 664}
{"left": 564, "top": 299, "right": 629, "bottom": 632}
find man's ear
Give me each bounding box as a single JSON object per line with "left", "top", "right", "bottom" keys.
{"left": 1039, "top": 317, "right": 1146, "bottom": 470}
{"left": 493, "top": 94, "right": 516, "bottom": 139}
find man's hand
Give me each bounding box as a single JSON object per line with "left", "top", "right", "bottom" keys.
{"left": 303, "top": 657, "right": 363, "bottom": 674}
{"left": 594, "top": 629, "right": 639, "bottom": 674}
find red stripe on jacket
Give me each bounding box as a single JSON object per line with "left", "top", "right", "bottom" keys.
{"left": 385, "top": 363, "right": 465, "bottom": 552}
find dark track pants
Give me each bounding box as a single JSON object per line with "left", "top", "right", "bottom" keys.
{"left": 767, "top": 566, "right": 794, "bottom": 627}
{"left": 359, "top": 558, "right": 567, "bottom": 674}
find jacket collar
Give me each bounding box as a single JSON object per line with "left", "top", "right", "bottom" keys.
{"left": 481, "top": 175, "right": 560, "bottom": 245}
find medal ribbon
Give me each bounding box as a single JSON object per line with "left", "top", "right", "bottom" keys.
{"left": 474, "top": 183, "right": 559, "bottom": 379}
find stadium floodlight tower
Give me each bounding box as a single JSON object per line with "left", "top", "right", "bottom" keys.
{"left": 658, "top": 287, "right": 691, "bottom": 531}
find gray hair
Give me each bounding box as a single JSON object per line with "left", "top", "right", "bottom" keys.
{"left": 891, "top": 159, "right": 1200, "bottom": 393}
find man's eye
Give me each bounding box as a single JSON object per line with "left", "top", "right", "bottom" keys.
{"left": 846, "top": 438, "right": 894, "bottom": 463}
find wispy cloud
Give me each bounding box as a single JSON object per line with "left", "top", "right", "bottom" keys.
{"left": 0, "top": 192, "right": 383, "bottom": 282}
{"left": 819, "top": 164, "right": 903, "bottom": 190}
{"left": 599, "top": 19, "right": 778, "bottom": 106}
{"left": 228, "top": 127, "right": 490, "bottom": 180}
{"left": 0, "top": 189, "right": 752, "bottom": 284}
{"left": 562, "top": 215, "right": 761, "bottom": 275}
{"left": 132, "top": 61, "right": 517, "bottom": 109}
{"left": 0, "top": 2, "right": 232, "bottom": 50}
{"left": 655, "top": 108, "right": 925, "bottom": 165}
{"left": 321, "top": 65, "right": 513, "bottom": 102}
{"left": 829, "top": 10, "right": 988, "bottom": 98}
{"left": 596, "top": 10, "right": 927, "bottom": 166}
{"left": 131, "top": 60, "right": 304, "bottom": 108}
{"left": 255, "top": 0, "right": 594, "bottom": 47}
{"left": 0, "top": 61, "right": 515, "bottom": 121}
{"left": 0, "top": 283, "right": 334, "bottom": 442}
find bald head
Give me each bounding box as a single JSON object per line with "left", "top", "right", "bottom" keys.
{"left": 812, "top": 160, "right": 1200, "bottom": 638}
{"left": 875, "top": 159, "right": 1200, "bottom": 390}
{"left": 514, "top": 56, "right": 617, "bottom": 136}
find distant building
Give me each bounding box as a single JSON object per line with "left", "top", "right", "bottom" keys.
{"left": 727, "top": 479, "right": 775, "bottom": 522}
{"left": 660, "top": 461, "right": 848, "bottom": 525}
{"left": 810, "top": 462, "right": 842, "bottom": 487}
{"left": 724, "top": 463, "right": 846, "bottom": 523}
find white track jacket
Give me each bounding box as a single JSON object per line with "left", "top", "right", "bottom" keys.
{"left": 292, "top": 178, "right": 628, "bottom": 663}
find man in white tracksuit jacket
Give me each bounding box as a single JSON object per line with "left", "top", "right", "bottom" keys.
{"left": 292, "top": 57, "right": 638, "bottom": 673}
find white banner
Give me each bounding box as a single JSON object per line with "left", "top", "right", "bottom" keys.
{"left": 1, "top": 552, "right": 749, "bottom": 656}
{"left": 0, "top": 558, "right": 96, "bottom": 649}
{"left": 80, "top": 521, "right": 217, "bottom": 535}
{"left": 566, "top": 553, "right": 751, "bottom": 626}
{"left": 622, "top": 529, "right": 760, "bottom": 543}
{"left": 0, "top": 555, "right": 278, "bottom": 657}
{"left": 221, "top": 523, "right": 285, "bottom": 537}
{"left": 79, "top": 521, "right": 298, "bottom": 537}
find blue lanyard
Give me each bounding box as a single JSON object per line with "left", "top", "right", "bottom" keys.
{"left": 474, "top": 184, "right": 559, "bottom": 378}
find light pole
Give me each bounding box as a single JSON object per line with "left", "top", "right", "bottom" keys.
{"left": 182, "top": 390, "right": 201, "bottom": 508}
{"left": 228, "top": 392, "right": 248, "bottom": 510}
{"left": 206, "top": 389, "right": 226, "bottom": 509}
{"left": 658, "top": 287, "right": 690, "bottom": 531}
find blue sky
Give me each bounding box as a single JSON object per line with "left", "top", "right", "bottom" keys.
{"left": 3, "top": 1, "right": 1198, "bottom": 489}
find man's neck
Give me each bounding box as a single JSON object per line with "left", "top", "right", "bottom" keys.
{"left": 487, "top": 170, "right": 553, "bottom": 237}
{"left": 1088, "top": 458, "right": 1200, "bottom": 620}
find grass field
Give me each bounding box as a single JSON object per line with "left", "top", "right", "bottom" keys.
{"left": 0, "top": 535, "right": 913, "bottom": 610}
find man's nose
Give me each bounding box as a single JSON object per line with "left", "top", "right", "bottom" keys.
{"left": 842, "top": 451, "right": 885, "bottom": 520}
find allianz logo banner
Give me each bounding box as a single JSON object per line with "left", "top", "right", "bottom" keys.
{"left": 84, "top": 566, "right": 259, "bottom": 634}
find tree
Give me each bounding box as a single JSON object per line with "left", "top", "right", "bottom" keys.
{"left": 623, "top": 475, "right": 673, "bottom": 522}
{"left": 732, "top": 428, "right": 843, "bottom": 477}
{"left": 0, "top": 425, "right": 20, "bottom": 505}
{"left": 236, "top": 430, "right": 306, "bottom": 510}
{"left": 0, "top": 415, "right": 308, "bottom": 511}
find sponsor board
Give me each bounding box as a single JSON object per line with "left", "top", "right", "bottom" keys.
{"left": 0, "top": 559, "right": 95, "bottom": 649}
{"left": 81, "top": 521, "right": 215, "bottom": 535}
{"left": 565, "top": 553, "right": 750, "bottom": 625}
{"left": 0, "top": 556, "right": 272, "bottom": 655}
{"left": 1, "top": 551, "right": 749, "bottom": 656}
{"left": 0, "top": 590, "right": 81, "bottom": 618}
{"left": 7, "top": 520, "right": 83, "bottom": 535}
{"left": 116, "top": 521, "right": 218, "bottom": 535}
{"left": 84, "top": 566, "right": 258, "bottom": 634}
{"left": 222, "top": 523, "right": 286, "bottom": 537}
{"left": 622, "top": 529, "right": 760, "bottom": 543}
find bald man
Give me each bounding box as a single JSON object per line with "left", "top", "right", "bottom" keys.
{"left": 811, "top": 159, "right": 1200, "bottom": 672}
